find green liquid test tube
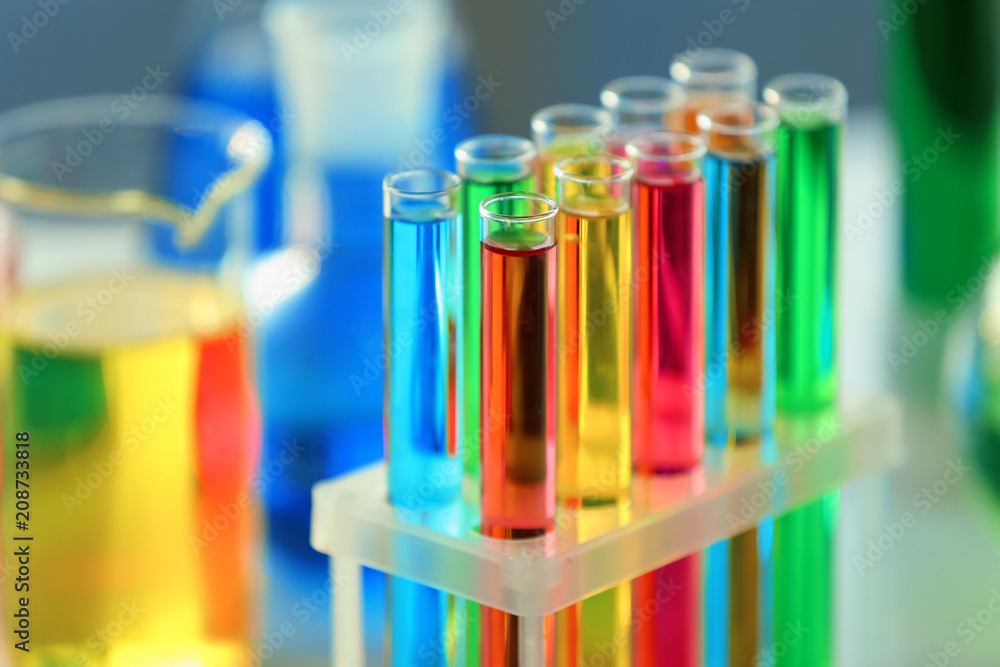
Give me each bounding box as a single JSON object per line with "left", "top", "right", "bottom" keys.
{"left": 765, "top": 73, "right": 847, "bottom": 667}
{"left": 768, "top": 74, "right": 844, "bottom": 413}
{"left": 455, "top": 135, "right": 537, "bottom": 480}
{"left": 454, "top": 136, "right": 535, "bottom": 667}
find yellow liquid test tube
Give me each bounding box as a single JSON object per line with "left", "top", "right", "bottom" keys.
{"left": 554, "top": 154, "right": 633, "bottom": 506}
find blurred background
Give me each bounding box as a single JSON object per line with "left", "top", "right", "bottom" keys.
{"left": 0, "top": 1, "right": 880, "bottom": 119}
{"left": 2, "top": 0, "right": 999, "bottom": 665}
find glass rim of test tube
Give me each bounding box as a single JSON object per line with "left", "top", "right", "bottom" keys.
{"left": 552, "top": 153, "right": 635, "bottom": 186}
{"left": 696, "top": 101, "right": 780, "bottom": 137}
{"left": 383, "top": 168, "right": 461, "bottom": 199}
{"left": 696, "top": 101, "right": 780, "bottom": 161}
{"left": 479, "top": 191, "right": 559, "bottom": 226}
{"left": 670, "top": 47, "right": 758, "bottom": 91}
{"left": 455, "top": 134, "right": 537, "bottom": 179}
{"left": 625, "top": 130, "right": 707, "bottom": 164}
{"left": 600, "top": 75, "right": 687, "bottom": 119}
{"left": 762, "top": 72, "right": 849, "bottom": 126}
{"left": 531, "top": 103, "right": 612, "bottom": 136}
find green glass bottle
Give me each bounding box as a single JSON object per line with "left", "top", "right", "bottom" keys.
{"left": 887, "top": 0, "right": 1000, "bottom": 302}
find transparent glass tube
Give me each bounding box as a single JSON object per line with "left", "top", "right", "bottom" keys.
{"left": 479, "top": 193, "right": 558, "bottom": 538}
{"left": 554, "top": 154, "right": 633, "bottom": 506}
{"left": 455, "top": 135, "right": 537, "bottom": 482}
{"left": 699, "top": 102, "right": 777, "bottom": 667}
{"left": 765, "top": 73, "right": 846, "bottom": 667}
{"left": 627, "top": 131, "right": 706, "bottom": 473}
{"left": 600, "top": 76, "right": 687, "bottom": 154}
{"left": 382, "top": 169, "right": 462, "bottom": 667}
{"left": 670, "top": 48, "right": 757, "bottom": 133}
{"left": 764, "top": 74, "right": 846, "bottom": 414}
{"left": 479, "top": 192, "right": 558, "bottom": 666}
{"left": 698, "top": 102, "right": 778, "bottom": 446}
{"left": 456, "top": 139, "right": 536, "bottom": 666}
{"left": 531, "top": 104, "right": 612, "bottom": 200}
{"left": 382, "top": 169, "right": 462, "bottom": 508}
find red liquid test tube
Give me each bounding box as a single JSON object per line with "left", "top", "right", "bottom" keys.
{"left": 627, "top": 131, "right": 707, "bottom": 472}
{"left": 480, "top": 192, "right": 558, "bottom": 665}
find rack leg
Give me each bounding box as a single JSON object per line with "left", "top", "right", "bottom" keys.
{"left": 519, "top": 615, "right": 546, "bottom": 667}
{"left": 332, "top": 557, "right": 362, "bottom": 667}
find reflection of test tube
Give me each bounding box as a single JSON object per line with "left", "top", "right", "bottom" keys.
{"left": 631, "top": 471, "right": 705, "bottom": 667}
{"left": 531, "top": 104, "right": 612, "bottom": 199}
{"left": 555, "top": 503, "right": 633, "bottom": 667}
{"left": 699, "top": 103, "right": 778, "bottom": 446}
{"left": 383, "top": 169, "right": 462, "bottom": 508}
{"left": 479, "top": 193, "right": 558, "bottom": 665}
{"left": 455, "top": 136, "right": 537, "bottom": 480}
{"left": 764, "top": 74, "right": 846, "bottom": 414}
{"left": 765, "top": 74, "right": 846, "bottom": 667}
{"left": 627, "top": 132, "right": 706, "bottom": 472}
{"left": 670, "top": 48, "right": 757, "bottom": 134}
{"left": 554, "top": 155, "right": 633, "bottom": 506}
{"left": 385, "top": 504, "right": 465, "bottom": 667}
{"left": 600, "top": 76, "right": 687, "bottom": 154}
{"left": 771, "top": 411, "right": 838, "bottom": 667}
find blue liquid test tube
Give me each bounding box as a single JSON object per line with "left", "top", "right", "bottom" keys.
{"left": 699, "top": 102, "right": 779, "bottom": 667}
{"left": 383, "top": 169, "right": 463, "bottom": 667}
{"left": 383, "top": 169, "right": 463, "bottom": 508}
{"left": 700, "top": 102, "right": 778, "bottom": 447}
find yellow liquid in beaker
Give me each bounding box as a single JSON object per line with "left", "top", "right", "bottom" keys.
{"left": 1, "top": 272, "right": 258, "bottom": 666}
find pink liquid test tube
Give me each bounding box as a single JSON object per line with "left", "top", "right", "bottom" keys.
{"left": 626, "top": 131, "right": 706, "bottom": 472}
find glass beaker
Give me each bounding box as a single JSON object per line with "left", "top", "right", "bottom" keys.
{"left": 0, "top": 95, "right": 270, "bottom": 665}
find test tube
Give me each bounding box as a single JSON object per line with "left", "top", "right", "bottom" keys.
{"left": 531, "top": 104, "right": 612, "bottom": 199}
{"left": 480, "top": 193, "right": 558, "bottom": 537}
{"left": 383, "top": 169, "right": 462, "bottom": 508}
{"left": 699, "top": 102, "right": 778, "bottom": 667}
{"left": 382, "top": 169, "right": 462, "bottom": 667}
{"left": 764, "top": 73, "right": 846, "bottom": 667}
{"left": 698, "top": 102, "right": 778, "bottom": 446}
{"left": 626, "top": 131, "right": 706, "bottom": 472}
{"left": 554, "top": 154, "right": 633, "bottom": 506}
{"left": 670, "top": 48, "right": 757, "bottom": 133}
{"left": 454, "top": 138, "right": 536, "bottom": 665}
{"left": 479, "top": 192, "right": 558, "bottom": 665}
{"left": 455, "top": 135, "right": 537, "bottom": 480}
{"left": 764, "top": 74, "right": 846, "bottom": 414}
{"left": 600, "top": 76, "right": 687, "bottom": 154}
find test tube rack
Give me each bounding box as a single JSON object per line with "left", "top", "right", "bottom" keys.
{"left": 312, "top": 394, "right": 903, "bottom": 666}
